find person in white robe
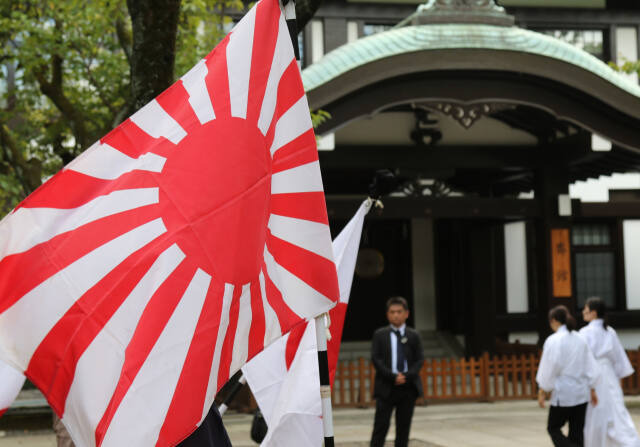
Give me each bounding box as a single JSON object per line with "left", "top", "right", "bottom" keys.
{"left": 580, "top": 297, "right": 640, "bottom": 447}
{"left": 537, "top": 305, "right": 600, "bottom": 447}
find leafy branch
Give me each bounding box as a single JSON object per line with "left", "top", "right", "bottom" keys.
{"left": 608, "top": 59, "right": 640, "bottom": 76}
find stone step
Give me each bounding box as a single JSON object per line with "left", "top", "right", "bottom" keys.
{"left": 7, "top": 389, "right": 49, "bottom": 414}
{"left": 0, "top": 389, "right": 51, "bottom": 432}
{"left": 338, "top": 331, "right": 464, "bottom": 361}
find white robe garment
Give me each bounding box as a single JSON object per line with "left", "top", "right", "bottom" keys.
{"left": 579, "top": 319, "right": 640, "bottom": 447}
{"left": 536, "top": 325, "right": 600, "bottom": 407}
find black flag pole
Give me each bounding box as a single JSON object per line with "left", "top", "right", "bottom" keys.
{"left": 281, "top": 2, "right": 335, "bottom": 446}
{"left": 217, "top": 373, "right": 247, "bottom": 416}
{"left": 314, "top": 314, "right": 335, "bottom": 447}
{"left": 282, "top": 0, "right": 300, "bottom": 62}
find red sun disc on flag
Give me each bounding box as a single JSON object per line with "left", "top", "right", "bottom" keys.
{"left": 159, "top": 116, "right": 271, "bottom": 284}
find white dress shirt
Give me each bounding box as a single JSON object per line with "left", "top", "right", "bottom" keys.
{"left": 390, "top": 324, "right": 408, "bottom": 374}
{"left": 536, "top": 325, "right": 600, "bottom": 407}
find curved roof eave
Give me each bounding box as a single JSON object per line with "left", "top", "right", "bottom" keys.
{"left": 301, "top": 24, "right": 640, "bottom": 119}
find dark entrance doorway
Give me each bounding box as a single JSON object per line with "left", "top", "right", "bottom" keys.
{"left": 330, "top": 218, "right": 413, "bottom": 341}
{"left": 434, "top": 219, "right": 507, "bottom": 356}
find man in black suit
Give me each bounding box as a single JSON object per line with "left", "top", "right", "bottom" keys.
{"left": 370, "top": 296, "right": 424, "bottom": 447}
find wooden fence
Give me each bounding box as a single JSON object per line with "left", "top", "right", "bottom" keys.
{"left": 332, "top": 350, "right": 640, "bottom": 407}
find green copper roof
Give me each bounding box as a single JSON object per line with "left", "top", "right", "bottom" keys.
{"left": 301, "top": 24, "right": 640, "bottom": 99}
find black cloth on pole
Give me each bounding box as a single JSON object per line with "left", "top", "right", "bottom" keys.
{"left": 177, "top": 403, "right": 232, "bottom": 447}
{"left": 250, "top": 409, "right": 268, "bottom": 443}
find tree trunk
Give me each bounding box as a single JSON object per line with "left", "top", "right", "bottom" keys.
{"left": 127, "top": 0, "right": 181, "bottom": 112}
{"left": 0, "top": 123, "right": 41, "bottom": 195}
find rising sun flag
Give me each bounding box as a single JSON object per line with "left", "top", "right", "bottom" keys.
{"left": 0, "top": 0, "right": 339, "bottom": 445}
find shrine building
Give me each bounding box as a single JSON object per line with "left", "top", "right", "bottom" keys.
{"left": 297, "top": 0, "right": 640, "bottom": 357}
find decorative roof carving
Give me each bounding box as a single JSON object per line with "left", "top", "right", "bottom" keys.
{"left": 411, "top": 0, "right": 515, "bottom": 27}
{"left": 410, "top": 106, "right": 442, "bottom": 146}
{"left": 421, "top": 101, "right": 514, "bottom": 129}
{"left": 427, "top": 0, "right": 505, "bottom": 10}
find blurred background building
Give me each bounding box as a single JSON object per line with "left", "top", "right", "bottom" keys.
{"left": 294, "top": 0, "right": 640, "bottom": 358}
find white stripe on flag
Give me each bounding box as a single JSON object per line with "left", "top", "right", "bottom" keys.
{"left": 241, "top": 333, "right": 289, "bottom": 427}
{"left": 0, "top": 218, "right": 167, "bottom": 372}
{"left": 257, "top": 16, "right": 295, "bottom": 136}
{"left": 130, "top": 100, "right": 187, "bottom": 145}
{"left": 0, "top": 188, "right": 159, "bottom": 259}
{"left": 259, "top": 270, "right": 282, "bottom": 346}
{"left": 229, "top": 284, "right": 252, "bottom": 375}
{"left": 67, "top": 142, "right": 166, "bottom": 180}
{"left": 271, "top": 161, "right": 324, "bottom": 194}
{"left": 226, "top": 6, "right": 256, "bottom": 119}
{"left": 181, "top": 60, "right": 216, "bottom": 124}
{"left": 201, "top": 283, "right": 234, "bottom": 420}
{"left": 268, "top": 95, "right": 312, "bottom": 157}
{"left": 100, "top": 268, "right": 211, "bottom": 447}
{"left": 62, "top": 243, "right": 185, "bottom": 447}
{"left": 268, "top": 214, "right": 333, "bottom": 261}
{"left": 263, "top": 248, "right": 334, "bottom": 318}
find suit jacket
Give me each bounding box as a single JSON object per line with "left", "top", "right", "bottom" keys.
{"left": 371, "top": 326, "right": 424, "bottom": 399}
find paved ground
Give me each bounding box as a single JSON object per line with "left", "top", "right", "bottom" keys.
{"left": 1, "top": 397, "right": 639, "bottom": 446}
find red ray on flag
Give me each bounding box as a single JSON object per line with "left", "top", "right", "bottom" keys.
{"left": 0, "top": 0, "right": 339, "bottom": 445}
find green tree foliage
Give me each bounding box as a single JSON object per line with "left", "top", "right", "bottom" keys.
{"left": 0, "top": 0, "right": 239, "bottom": 213}
{"left": 310, "top": 109, "right": 330, "bottom": 129}
{"left": 609, "top": 59, "right": 640, "bottom": 78}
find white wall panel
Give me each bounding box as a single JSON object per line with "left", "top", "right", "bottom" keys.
{"left": 311, "top": 20, "right": 324, "bottom": 64}
{"left": 347, "top": 21, "right": 358, "bottom": 43}
{"left": 623, "top": 220, "right": 640, "bottom": 310}
{"left": 504, "top": 222, "right": 529, "bottom": 313}
{"left": 616, "top": 27, "right": 638, "bottom": 83}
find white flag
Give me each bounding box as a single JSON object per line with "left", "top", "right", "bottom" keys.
{"left": 243, "top": 199, "right": 371, "bottom": 446}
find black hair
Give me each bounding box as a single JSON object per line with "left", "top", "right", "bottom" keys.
{"left": 386, "top": 296, "right": 408, "bottom": 312}
{"left": 585, "top": 297, "right": 608, "bottom": 329}
{"left": 548, "top": 305, "right": 576, "bottom": 331}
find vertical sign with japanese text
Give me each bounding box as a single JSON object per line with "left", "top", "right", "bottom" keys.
{"left": 551, "top": 228, "right": 572, "bottom": 297}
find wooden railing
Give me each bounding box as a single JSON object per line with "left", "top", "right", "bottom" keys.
{"left": 332, "top": 349, "right": 640, "bottom": 408}
{"left": 623, "top": 349, "right": 640, "bottom": 394}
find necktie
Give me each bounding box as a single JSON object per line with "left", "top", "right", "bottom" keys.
{"left": 393, "top": 329, "right": 406, "bottom": 373}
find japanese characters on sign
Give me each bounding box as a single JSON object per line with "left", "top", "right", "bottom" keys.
{"left": 551, "top": 228, "right": 572, "bottom": 297}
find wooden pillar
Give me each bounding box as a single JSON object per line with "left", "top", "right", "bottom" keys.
{"left": 534, "top": 163, "right": 573, "bottom": 343}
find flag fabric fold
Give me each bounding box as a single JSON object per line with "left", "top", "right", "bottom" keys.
{"left": 243, "top": 199, "right": 371, "bottom": 446}
{"left": 0, "top": 359, "right": 25, "bottom": 418}
{"left": 0, "top": 0, "right": 338, "bottom": 445}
